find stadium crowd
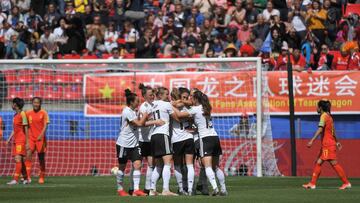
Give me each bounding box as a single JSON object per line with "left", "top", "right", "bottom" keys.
{"left": 0, "top": 0, "right": 359, "bottom": 70}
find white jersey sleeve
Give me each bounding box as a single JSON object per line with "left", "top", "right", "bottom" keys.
{"left": 116, "top": 107, "right": 139, "bottom": 148}
{"left": 139, "top": 102, "right": 153, "bottom": 142}
{"left": 150, "top": 100, "right": 174, "bottom": 137}
{"left": 187, "top": 105, "right": 218, "bottom": 139}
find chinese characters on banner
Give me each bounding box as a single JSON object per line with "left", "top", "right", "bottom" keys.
{"left": 84, "top": 71, "right": 360, "bottom": 116}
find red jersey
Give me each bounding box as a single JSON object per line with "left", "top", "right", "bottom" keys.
{"left": 275, "top": 55, "right": 289, "bottom": 71}
{"left": 333, "top": 55, "right": 349, "bottom": 70}
{"left": 348, "top": 52, "right": 360, "bottom": 70}
{"left": 318, "top": 113, "right": 336, "bottom": 147}
{"left": 26, "top": 109, "right": 50, "bottom": 141}
{"left": 291, "top": 55, "right": 306, "bottom": 67}
{"left": 13, "top": 111, "right": 28, "bottom": 144}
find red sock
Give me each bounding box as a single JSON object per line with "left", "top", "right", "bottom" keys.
{"left": 310, "top": 163, "right": 322, "bottom": 185}
{"left": 14, "top": 162, "right": 22, "bottom": 181}
{"left": 332, "top": 164, "right": 349, "bottom": 184}
{"left": 39, "top": 163, "right": 45, "bottom": 178}
{"left": 25, "top": 160, "right": 32, "bottom": 180}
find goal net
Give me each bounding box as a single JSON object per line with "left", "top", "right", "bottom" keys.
{"left": 0, "top": 58, "right": 280, "bottom": 177}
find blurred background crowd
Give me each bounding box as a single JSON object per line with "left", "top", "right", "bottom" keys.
{"left": 0, "top": 0, "right": 359, "bottom": 70}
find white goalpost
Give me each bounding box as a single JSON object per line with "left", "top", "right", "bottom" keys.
{"left": 0, "top": 58, "right": 280, "bottom": 178}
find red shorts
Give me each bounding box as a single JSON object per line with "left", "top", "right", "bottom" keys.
{"left": 12, "top": 143, "right": 26, "bottom": 156}
{"left": 29, "top": 139, "right": 47, "bottom": 153}
{"left": 319, "top": 146, "right": 337, "bottom": 160}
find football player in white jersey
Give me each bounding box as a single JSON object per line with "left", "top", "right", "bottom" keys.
{"left": 170, "top": 87, "right": 195, "bottom": 195}
{"left": 173, "top": 90, "right": 227, "bottom": 196}
{"left": 115, "top": 89, "right": 163, "bottom": 197}
{"left": 149, "top": 87, "right": 180, "bottom": 196}
{"left": 138, "top": 84, "right": 155, "bottom": 194}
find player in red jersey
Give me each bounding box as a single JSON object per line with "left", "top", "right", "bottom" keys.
{"left": 26, "top": 97, "right": 50, "bottom": 184}
{"left": 6, "top": 98, "right": 29, "bottom": 185}
{"left": 303, "top": 99, "right": 351, "bottom": 190}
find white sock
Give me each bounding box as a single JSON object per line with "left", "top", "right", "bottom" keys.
{"left": 116, "top": 170, "right": 124, "bottom": 191}
{"left": 145, "top": 166, "right": 153, "bottom": 190}
{"left": 187, "top": 164, "right": 195, "bottom": 193}
{"left": 215, "top": 168, "right": 226, "bottom": 192}
{"left": 162, "top": 164, "right": 171, "bottom": 191}
{"left": 205, "top": 167, "right": 218, "bottom": 190}
{"left": 174, "top": 165, "right": 183, "bottom": 192}
{"left": 133, "top": 170, "right": 141, "bottom": 190}
{"left": 150, "top": 166, "right": 162, "bottom": 190}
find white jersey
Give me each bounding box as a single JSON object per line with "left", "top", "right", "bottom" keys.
{"left": 187, "top": 105, "right": 218, "bottom": 139}
{"left": 116, "top": 106, "right": 139, "bottom": 148}
{"left": 139, "top": 101, "right": 153, "bottom": 142}
{"left": 150, "top": 100, "right": 174, "bottom": 137}
{"left": 171, "top": 107, "right": 194, "bottom": 144}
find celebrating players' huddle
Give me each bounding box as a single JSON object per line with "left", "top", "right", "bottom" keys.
{"left": 7, "top": 97, "right": 49, "bottom": 185}
{"left": 112, "top": 85, "right": 228, "bottom": 197}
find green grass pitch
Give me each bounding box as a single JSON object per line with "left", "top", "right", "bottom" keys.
{"left": 0, "top": 176, "right": 359, "bottom": 203}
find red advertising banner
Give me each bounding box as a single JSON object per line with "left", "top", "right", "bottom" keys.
{"left": 83, "top": 71, "right": 360, "bottom": 116}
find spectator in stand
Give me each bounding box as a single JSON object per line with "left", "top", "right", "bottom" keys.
{"left": 121, "top": 20, "right": 138, "bottom": 53}
{"left": 285, "top": 28, "right": 301, "bottom": 51}
{"left": 248, "top": 30, "right": 263, "bottom": 54}
{"left": 109, "top": 47, "right": 121, "bottom": 59}
{"left": 6, "top": 33, "right": 26, "bottom": 59}
{"left": 194, "top": 0, "right": 214, "bottom": 18}
{"left": 0, "top": 5, "right": 7, "bottom": 25}
{"left": 86, "top": 25, "right": 105, "bottom": 53}
{"left": 214, "top": 6, "right": 227, "bottom": 36}
{"left": 162, "top": 0, "right": 175, "bottom": 16}
{"left": 40, "top": 25, "right": 57, "bottom": 59}
{"left": 74, "top": 0, "right": 89, "bottom": 14}
{"left": 24, "top": 33, "right": 42, "bottom": 59}
{"left": 271, "top": 28, "right": 282, "bottom": 54}
{"left": 114, "top": 0, "right": 125, "bottom": 29}
{"left": 288, "top": 0, "right": 307, "bottom": 40}
{"left": 291, "top": 48, "right": 306, "bottom": 71}
{"left": 270, "top": 15, "right": 286, "bottom": 39}
{"left": 1, "top": 0, "right": 12, "bottom": 15}
{"left": 162, "top": 16, "right": 182, "bottom": 44}
{"left": 313, "top": 44, "right": 334, "bottom": 70}
{"left": 185, "top": 45, "right": 200, "bottom": 58}
{"left": 236, "top": 20, "right": 251, "bottom": 46}
{"left": 24, "top": 8, "right": 43, "bottom": 33}
{"left": 245, "top": 0, "right": 259, "bottom": 24}
{"left": 272, "top": 0, "right": 288, "bottom": 21}
{"left": 305, "top": 0, "right": 327, "bottom": 48}
{"left": 44, "top": 3, "right": 61, "bottom": 26}
{"left": 274, "top": 42, "right": 289, "bottom": 71}
{"left": 349, "top": 45, "right": 360, "bottom": 70}
{"left": 239, "top": 43, "right": 255, "bottom": 57}
{"left": 333, "top": 49, "right": 350, "bottom": 70}
{"left": 30, "top": 0, "right": 46, "bottom": 17}
{"left": 104, "top": 22, "right": 118, "bottom": 53}
{"left": 262, "top": 1, "right": 280, "bottom": 22}
{"left": 251, "top": 14, "right": 269, "bottom": 41}
{"left": 173, "top": 3, "right": 186, "bottom": 30}
{"left": 136, "top": 27, "right": 158, "bottom": 58}
{"left": 2, "top": 20, "right": 16, "bottom": 46}
{"left": 8, "top": 6, "right": 24, "bottom": 27}
{"left": 230, "top": 0, "right": 246, "bottom": 25}
{"left": 188, "top": 6, "right": 205, "bottom": 27}
{"left": 223, "top": 43, "right": 238, "bottom": 57}
{"left": 16, "top": 0, "right": 31, "bottom": 14}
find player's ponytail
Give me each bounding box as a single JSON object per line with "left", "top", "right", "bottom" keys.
{"left": 318, "top": 99, "right": 331, "bottom": 114}
{"left": 125, "top": 89, "right": 137, "bottom": 106}
{"left": 138, "top": 83, "right": 152, "bottom": 97}
{"left": 193, "top": 91, "right": 212, "bottom": 118}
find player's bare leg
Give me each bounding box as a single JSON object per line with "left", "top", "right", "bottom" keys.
{"left": 329, "top": 160, "right": 351, "bottom": 190}
{"left": 196, "top": 158, "right": 209, "bottom": 195}
{"left": 213, "top": 156, "right": 227, "bottom": 195}
{"left": 161, "top": 154, "right": 178, "bottom": 196}
{"left": 7, "top": 155, "right": 23, "bottom": 185}
{"left": 303, "top": 159, "right": 323, "bottom": 189}
{"left": 202, "top": 156, "right": 219, "bottom": 196}
{"left": 132, "top": 160, "right": 147, "bottom": 196}
{"left": 38, "top": 153, "right": 46, "bottom": 184}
